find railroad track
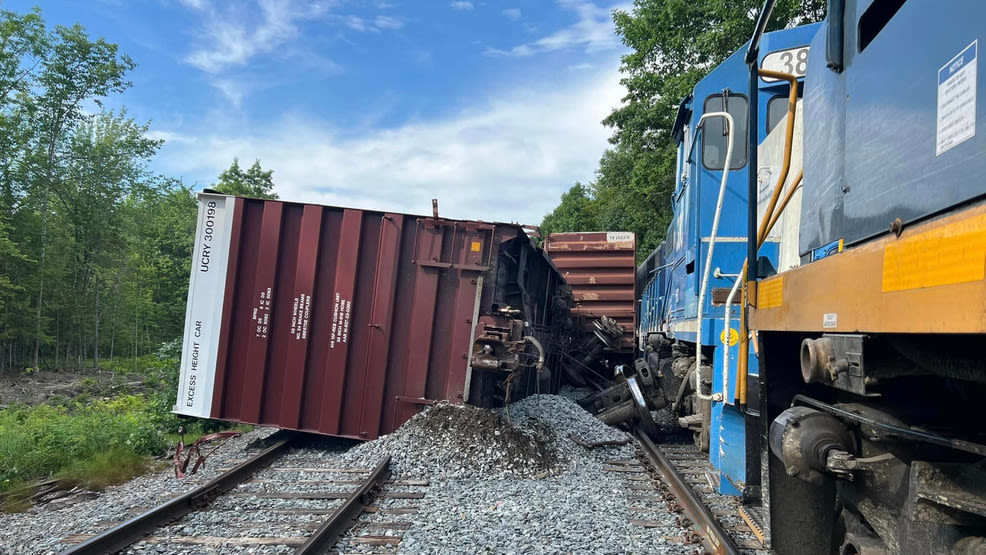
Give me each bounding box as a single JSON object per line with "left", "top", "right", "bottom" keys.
{"left": 58, "top": 431, "right": 425, "bottom": 554}
{"left": 633, "top": 430, "right": 767, "bottom": 555}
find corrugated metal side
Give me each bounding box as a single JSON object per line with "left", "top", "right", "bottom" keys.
{"left": 192, "top": 194, "right": 502, "bottom": 439}
{"left": 545, "top": 232, "right": 636, "bottom": 349}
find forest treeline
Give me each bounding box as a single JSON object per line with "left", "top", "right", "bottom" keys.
{"left": 0, "top": 2, "right": 827, "bottom": 371}
{"left": 540, "top": 0, "right": 825, "bottom": 261}
{"left": 0, "top": 8, "right": 275, "bottom": 372}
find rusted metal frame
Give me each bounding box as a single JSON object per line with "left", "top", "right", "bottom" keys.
{"left": 174, "top": 429, "right": 243, "bottom": 478}
{"left": 62, "top": 431, "right": 296, "bottom": 555}
{"left": 240, "top": 202, "right": 284, "bottom": 423}
{"left": 357, "top": 214, "right": 403, "bottom": 438}
{"left": 294, "top": 455, "right": 391, "bottom": 555}
{"left": 211, "top": 197, "right": 245, "bottom": 417}
{"left": 402, "top": 224, "right": 441, "bottom": 409}
{"left": 420, "top": 217, "right": 495, "bottom": 231}
{"left": 634, "top": 430, "right": 740, "bottom": 555}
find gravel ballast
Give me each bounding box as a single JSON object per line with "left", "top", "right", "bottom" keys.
{"left": 2, "top": 389, "right": 703, "bottom": 554}
{"left": 0, "top": 427, "right": 283, "bottom": 554}
{"left": 340, "top": 391, "right": 698, "bottom": 554}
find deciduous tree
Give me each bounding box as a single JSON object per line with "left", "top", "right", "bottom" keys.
{"left": 213, "top": 158, "right": 278, "bottom": 199}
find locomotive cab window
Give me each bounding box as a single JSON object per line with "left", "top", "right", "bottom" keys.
{"left": 766, "top": 91, "right": 803, "bottom": 134}
{"left": 858, "top": 0, "right": 907, "bottom": 52}
{"left": 702, "top": 94, "right": 748, "bottom": 171}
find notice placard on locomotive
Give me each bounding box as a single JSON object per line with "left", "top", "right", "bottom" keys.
{"left": 174, "top": 194, "right": 235, "bottom": 418}
{"left": 937, "top": 40, "right": 978, "bottom": 156}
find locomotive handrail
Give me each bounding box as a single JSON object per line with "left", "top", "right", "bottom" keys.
{"left": 722, "top": 273, "right": 744, "bottom": 403}
{"left": 764, "top": 170, "right": 804, "bottom": 239}
{"left": 694, "top": 110, "right": 736, "bottom": 402}
{"left": 741, "top": 0, "right": 778, "bottom": 409}
{"left": 736, "top": 67, "right": 800, "bottom": 407}
{"left": 745, "top": 0, "right": 777, "bottom": 66}
{"left": 724, "top": 171, "right": 802, "bottom": 402}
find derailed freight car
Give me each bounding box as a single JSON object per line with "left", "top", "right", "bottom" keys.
{"left": 544, "top": 232, "right": 637, "bottom": 387}
{"left": 544, "top": 232, "right": 636, "bottom": 349}
{"left": 175, "top": 194, "right": 570, "bottom": 439}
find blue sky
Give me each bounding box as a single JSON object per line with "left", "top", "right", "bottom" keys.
{"left": 7, "top": 0, "right": 630, "bottom": 224}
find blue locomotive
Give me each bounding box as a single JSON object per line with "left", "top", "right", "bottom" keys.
{"left": 631, "top": 1, "right": 986, "bottom": 552}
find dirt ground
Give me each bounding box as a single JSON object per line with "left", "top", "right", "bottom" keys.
{"left": 0, "top": 369, "right": 146, "bottom": 408}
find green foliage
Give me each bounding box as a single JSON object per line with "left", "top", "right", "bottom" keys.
{"left": 0, "top": 7, "right": 207, "bottom": 372}
{"left": 0, "top": 7, "right": 269, "bottom": 511}
{"left": 540, "top": 183, "right": 598, "bottom": 236}
{"left": 213, "top": 158, "right": 278, "bottom": 199}
{"left": 0, "top": 394, "right": 168, "bottom": 491}
{"left": 56, "top": 447, "right": 153, "bottom": 491}
{"left": 541, "top": 0, "right": 826, "bottom": 262}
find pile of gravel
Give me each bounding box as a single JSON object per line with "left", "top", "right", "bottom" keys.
{"left": 341, "top": 392, "right": 635, "bottom": 481}
{"left": 497, "top": 393, "right": 631, "bottom": 460}
{"left": 340, "top": 402, "right": 559, "bottom": 479}
{"left": 369, "top": 393, "right": 696, "bottom": 554}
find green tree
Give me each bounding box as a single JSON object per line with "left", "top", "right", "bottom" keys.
{"left": 54, "top": 111, "right": 162, "bottom": 367}
{"left": 132, "top": 182, "right": 197, "bottom": 346}
{"left": 541, "top": 183, "right": 598, "bottom": 237}
{"left": 542, "top": 0, "right": 825, "bottom": 262}
{"left": 213, "top": 158, "right": 278, "bottom": 199}
{"left": 0, "top": 7, "right": 204, "bottom": 372}
{"left": 0, "top": 7, "right": 45, "bottom": 106}
{"left": 25, "top": 22, "right": 135, "bottom": 369}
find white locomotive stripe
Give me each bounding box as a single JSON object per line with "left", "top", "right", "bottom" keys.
{"left": 669, "top": 319, "right": 700, "bottom": 333}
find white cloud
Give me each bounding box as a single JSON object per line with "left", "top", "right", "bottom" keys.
{"left": 335, "top": 13, "right": 404, "bottom": 32}
{"left": 183, "top": 0, "right": 332, "bottom": 73}
{"left": 145, "top": 130, "right": 194, "bottom": 144}
{"left": 211, "top": 79, "right": 247, "bottom": 108}
{"left": 486, "top": 0, "right": 628, "bottom": 57}
{"left": 450, "top": 1, "right": 474, "bottom": 10}
{"left": 373, "top": 15, "right": 404, "bottom": 30}
{"left": 502, "top": 8, "right": 521, "bottom": 21}
{"left": 178, "top": 0, "right": 208, "bottom": 10}
{"left": 341, "top": 14, "right": 369, "bottom": 32}
{"left": 152, "top": 67, "right": 624, "bottom": 225}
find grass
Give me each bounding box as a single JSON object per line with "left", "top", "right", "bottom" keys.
{"left": 0, "top": 395, "right": 168, "bottom": 491}
{"left": 57, "top": 448, "right": 156, "bottom": 491}
{"left": 0, "top": 345, "right": 250, "bottom": 512}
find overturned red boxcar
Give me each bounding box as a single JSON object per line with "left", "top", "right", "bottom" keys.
{"left": 175, "top": 194, "right": 570, "bottom": 439}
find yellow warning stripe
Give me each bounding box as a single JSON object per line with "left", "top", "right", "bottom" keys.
{"left": 757, "top": 276, "right": 784, "bottom": 309}
{"left": 882, "top": 213, "right": 986, "bottom": 292}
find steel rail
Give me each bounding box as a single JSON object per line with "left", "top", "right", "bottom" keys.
{"left": 294, "top": 455, "right": 392, "bottom": 554}
{"left": 634, "top": 430, "right": 740, "bottom": 555}
{"left": 61, "top": 430, "right": 297, "bottom": 555}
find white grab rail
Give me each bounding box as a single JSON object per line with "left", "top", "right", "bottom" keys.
{"left": 692, "top": 111, "right": 734, "bottom": 402}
